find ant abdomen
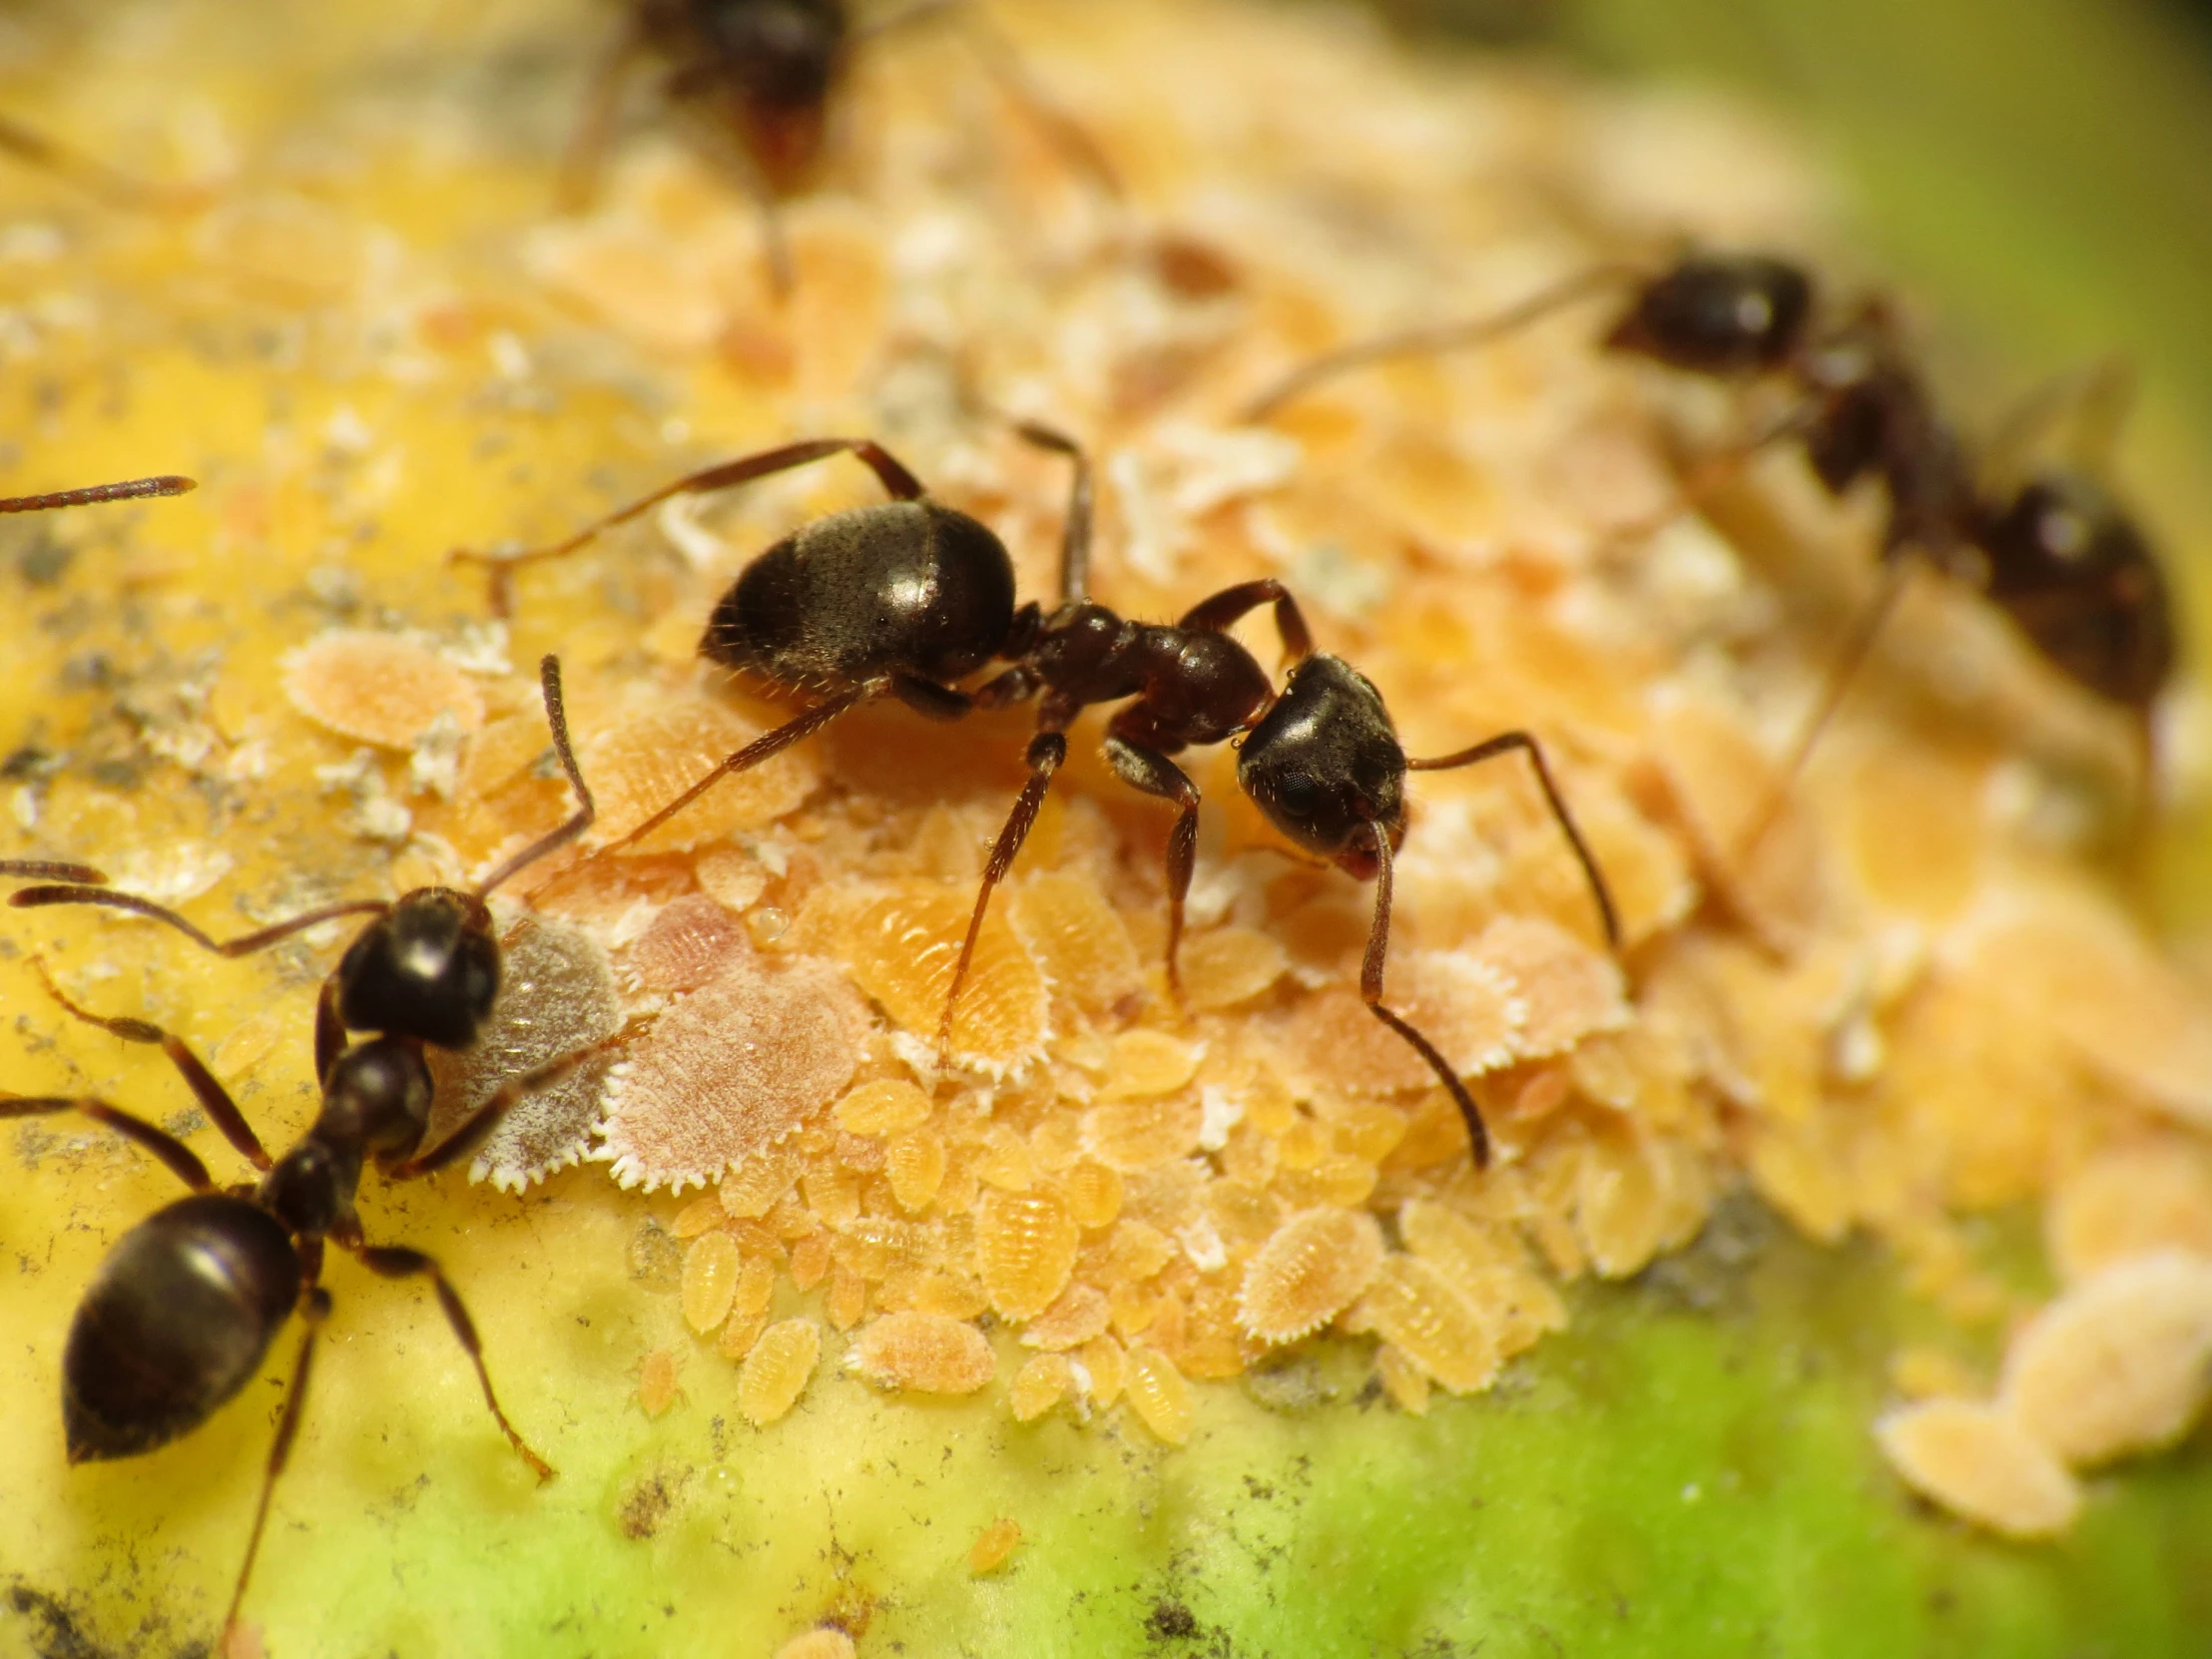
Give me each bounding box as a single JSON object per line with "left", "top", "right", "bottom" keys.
{"left": 701, "top": 500, "right": 1018, "bottom": 689}
{"left": 62, "top": 1196, "right": 301, "bottom": 1463}
{"left": 1977, "top": 472, "right": 2176, "bottom": 708}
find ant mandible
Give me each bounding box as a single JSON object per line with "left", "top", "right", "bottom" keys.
{"left": 1244, "top": 252, "right": 2178, "bottom": 839}
{"left": 1, "top": 656, "right": 615, "bottom": 1643}
{"left": 455, "top": 431, "right": 1619, "bottom": 1164}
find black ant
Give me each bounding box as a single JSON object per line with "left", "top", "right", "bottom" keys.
{"left": 0, "top": 656, "right": 621, "bottom": 1645}
{"left": 454, "top": 431, "right": 1617, "bottom": 1165}
{"left": 1243, "top": 252, "right": 2178, "bottom": 840}
{"left": 562, "top": 0, "right": 1119, "bottom": 283}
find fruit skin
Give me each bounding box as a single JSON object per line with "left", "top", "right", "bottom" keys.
{"left": 5, "top": 1188, "right": 2211, "bottom": 1657}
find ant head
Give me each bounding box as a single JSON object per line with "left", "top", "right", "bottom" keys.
{"left": 694, "top": 0, "right": 846, "bottom": 190}
{"left": 1237, "top": 654, "right": 1406, "bottom": 878}
{"left": 334, "top": 888, "right": 499, "bottom": 1049}
{"left": 1605, "top": 254, "right": 1814, "bottom": 376}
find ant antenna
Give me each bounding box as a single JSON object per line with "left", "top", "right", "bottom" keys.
{"left": 0, "top": 113, "right": 186, "bottom": 211}
{"left": 6, "top": 883, "right": 388, "bottom": 956}
{"left": 450, "top": 437, "right": 925, "bottom": 618}
{"left": 1361, "top": 825, "right": 1488, "bottom": 1168}
{"left": 944, "top": 6, "right": 1125, "bottom": 204}
{"left": 7, "top": 660, "right": 587, "bottom": 941}
{"left": 554, "top": 19, "right": 644, "bottom": 214}
{"left": 1240, "top": 261, "right": 1643, "bottom": 422}
{"left": 1735, "top": 558, "right": 1914, "bottom": 860}
{"left": 0, "top": 859, "right": 109, "bottom": 884}
{"left": 474, "top": 656, "right": 597, "bottom": 897}
{"left": 1010, "top": 418, "right": 1093, "bottom": 603}
{"left": 1405, "top": 731, "right": 1620, "bottom": 950}
{"left": 0, "top": 475, "right": 195, "bottom": 513}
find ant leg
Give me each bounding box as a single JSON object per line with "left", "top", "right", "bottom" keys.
{"left": 337, "top": 1238, "right": 555, "bottom": 1481}
{"left": 854, "top": 0, "right": 961, "bottom": 39}
{"left": 928, "top": 6, "right": 1123, "bottom": 203}
{"left": 554, "top": 18, "right": 641, "bottom": 213}
{"left": 475, "top": 655, "right": 597, "bottom": 897}
{"left": 889, "top": 673, "right": 975, "bottom": 721}
{"left": 1240, "top": 262, "right": 1642, "bottom": 422}
{"left": 939, "top": 717, "right": 1073, "bottom": 1058}
{"left": 0, "top": 1095, "right": 216, "bottom": 1191}
{"left": 597, "top": 680, "right": 882, "bottom": 857}
{"left": 1100, "top": 735, "right": 1202, "bottom": 1008}
{"left": 0, "top": 474, "right": 195, "bottom": 513}
{"left": 449, "top": 437, "right": 928, "bottom": 614}
{"left": 1735, "top": 557, "right": 1914, "bottom": 860}
{"left": 312, "top": 973, "right": 346, "bottom": 1091}
{"left": 221, "top": 1268, "right": 332, "bottom": 1652}
{"left": 0, "top": 113, "right": 179, "bottom": 211}
{"left": 755, "top": 191, "right": 795, "bottom": 302}
{"left": 2126, "top": 703, "right": 2161, "bottom": 857}
{"left": 28, "top": 958, "right": 273, "bottom": 1170}
{"left": 1177, "top": 577, "right": 1313, "bottom": 666}
{"left": 0, "top": 859, "right": 109, "bottom": 883}
{"left": 386, "top": 1016, "right": 649, "bottom": 1180}
{"left": 969, "top": 663, "right": 1042, "bottom": 712}
{"left": 1357, "top": 826, "right": 1490, "bottom": 1169}
{"left": 1590, "top": 402, "right": 1821, "bottom": 561}
{"left": 6, "top": 883, "right": 388, "bottom": 958}
{"left": 1407, "top": 731, "right": 1620, "bottom": 949}
{"left": 1011, "top": 421, "right": 1094, "bottom": 604}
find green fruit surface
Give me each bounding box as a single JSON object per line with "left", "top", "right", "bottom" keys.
{"left": 7, "top": 1167, "right": 2211, "bottom": 1657}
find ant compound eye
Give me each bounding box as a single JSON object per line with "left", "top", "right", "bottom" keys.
{"left": 1274, "top": 772, "right": 1320, "bottom": 819}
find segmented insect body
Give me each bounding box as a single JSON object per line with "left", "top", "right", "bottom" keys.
{"left": 1246, "top": 252, "right": 2178, "bottom": 830}
{"left": 2, "top": 657, "right": 621, "bottom": 1647}
{"left": 462, "top": 432, "right": 1618, "bottom": 1162}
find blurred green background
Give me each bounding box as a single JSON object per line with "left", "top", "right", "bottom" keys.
{"left": 1347, "top": 0, "right": 2212, "bottom": 945}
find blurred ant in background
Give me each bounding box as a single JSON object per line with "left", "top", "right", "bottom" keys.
{"left": 562, "top": 0, "right": 1119, "bottom": 287}
{"left": 457, "top": 428, "right": 1616, "bottom": 1165}
{"left": 2, "top": 658, "right": 624, "bottom": 1646}
{"left": 1244, "top": 252, "right": 2178, "bottom": 847}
